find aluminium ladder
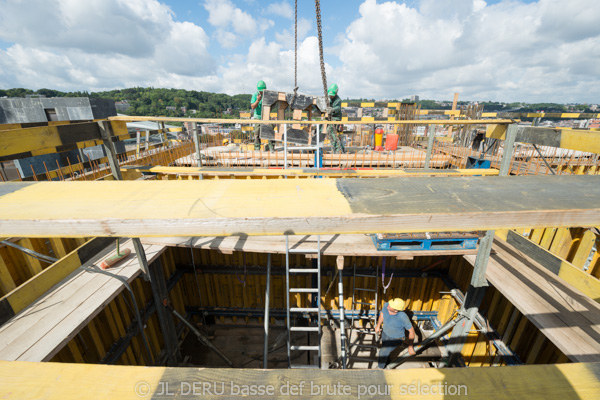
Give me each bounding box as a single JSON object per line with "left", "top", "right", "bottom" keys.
{"left": 347, "top": 262, "right": 380, "bottom": 368}
{"left": 285, "top": 235, "right": 322, "bottom": 369}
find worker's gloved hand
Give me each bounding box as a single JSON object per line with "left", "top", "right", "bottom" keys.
{"left": 325, "top": 107, "right": 333, "bottom": 114}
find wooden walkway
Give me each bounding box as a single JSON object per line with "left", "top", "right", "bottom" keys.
{"left": 0, "top": 240, "right": 166, "bottom": 362}
{"left": 464, "top": 239, "right": 600, "bottom": 363}
{"left": 0, "top": 359, "right": 599, "bottom": 399}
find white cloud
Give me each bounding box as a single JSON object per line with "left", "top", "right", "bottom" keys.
{"left": 266, "top": 1, "right": 294, "bottom": 19}
{"left": 0, "top": 0, "right": 215, "bottom": 90}
{"left": 275, "top": 18, "right": 313, "bottom": 48}
{"left": 0, "top": 0, "right": 173, "bottom": 57}
{"left": 203, "top": 0, "right": 272, "bottom": 50}
{"left": 0, "top": 0, "right": 599, "bottom": 104}
{"left": 219, "top": 36, "right": 333, "bottom": 97}
{"left": 334, "top": 0, "right": 600, "bottom": 102}
{"left": 204, "top": 0, "right": 257, "bottom": 36}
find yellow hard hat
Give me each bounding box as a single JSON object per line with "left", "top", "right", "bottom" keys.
{"left": 223, "top": 139, "right": 229, "bottom": 145}
{"left": 389, "top": 298, "right": 405, "bottom": 311}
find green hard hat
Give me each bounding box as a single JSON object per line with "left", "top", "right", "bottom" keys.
{"left": 327, "top": 83, "right": 338, "bottom": 96}
{"left": 257, "top": 80, "right": 267, "bottom": 91}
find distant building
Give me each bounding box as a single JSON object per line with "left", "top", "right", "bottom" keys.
{"left": 165, "top": 106, "right": 176, "bottom": 111}
{"left": 410, "top": 95, "right": 420, "bottom": 102}
{"left": 0, "top": 97, "right": 116, "bottom": 124}
{"left": 180, "top": 107, "right": 187, "bottom": 113}
{"left": 115, "top": 100, "right": 130, "bottom": 112}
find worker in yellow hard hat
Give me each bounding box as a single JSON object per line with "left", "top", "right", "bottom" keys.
{"left": 375, "top": 298, "right": 416, "bottom": 368}
{"left": 222, "top": 138, "right": 230, "bottom": 146}
{"left": 250, "top": 80, "right": 275, "bottom": 151}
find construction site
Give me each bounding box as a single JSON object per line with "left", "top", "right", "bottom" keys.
{"left": 1, "top": 3, "right": 600, "bottom": 400}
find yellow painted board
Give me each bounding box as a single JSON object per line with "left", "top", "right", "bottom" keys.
{"left": 0, "top": 126, "right": 64, "bottom": 158}
{"left": 0, "top": 257, "right": 17, "bottom": 294}
{"left": 559, "top": 129, "right": 600, "bottom": 154}
{"left": 486, "top": 124, "right": 508, "bottom": 139}
{"left": 0, "top": 176, "right": 600, "bottom": 237}
{"left": 0, "top": 361, "right": 599, "bottom": 399}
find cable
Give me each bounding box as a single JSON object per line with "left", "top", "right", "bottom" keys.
{"left": 189, "top": 238, "right": 209, "bottom": 333}
{"left": 82, "top": 265, "right": 154, "bottom": 365}
{"left": 1, "top": 240, "right": 58, "bottom": 264}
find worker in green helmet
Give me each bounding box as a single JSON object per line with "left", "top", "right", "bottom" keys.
{"left": 325, "top": 83, "right": 345, "bottom": 153}
{"left": 250, "top": 80, "right": 275, "bottom": 151}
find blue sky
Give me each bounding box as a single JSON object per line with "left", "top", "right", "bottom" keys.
{"left": 0, "top": 0, "right": 598, "bottom": 103}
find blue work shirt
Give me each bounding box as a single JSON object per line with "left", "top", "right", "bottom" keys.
{"left": 381, "top": 302, "right": 413, "bottom": 339}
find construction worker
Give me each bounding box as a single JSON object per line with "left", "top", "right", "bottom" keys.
{"left": 375, "top": 298, "right": 416, "bottom": 369}
{"left": 250, "top": 80, "right": 275, "bottom": 151}
{"left": 222, "top": 138, "right": 230, "bottom": 146}
{"left": 325, "top": 83, "right": 346, "bottom": 153}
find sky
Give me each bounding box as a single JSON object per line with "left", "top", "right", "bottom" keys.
{"left": 0, "top": 0, "right": 598, "bottom": 103}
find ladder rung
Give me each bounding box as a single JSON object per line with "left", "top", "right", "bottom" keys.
{"left": 353, "top": 343, "right": 378, "bottom": 349}
{"left": 290, "top": 364, "right": 320, "bottom": 369}
{"left": 355, "top": 274, "right": 377, "bottom": 278}
{"left": 289, "top": 249, "right": 320, "bottom": 254}
{"left": 348, "top": 355, "right": 377, "bottom": 362}
{"left": 353, "top": 301, "right": 376, "bottom": 306}
{"left": 289, "top": 288, "right": 319, "bottom": 293}
{"left": 289, "top": 268, "right": 319, "bottom": 273}
{"left": 290, "top": 345, "right": 319, "bottom": 351}
{"left": 354, "top": 288, "right": 376, "bottom": 292}
{"left": 290, "top": 307, "right": 319, "bottom": 313}
{"left": 290, "top": 326, "right": 319, "bottom": 332}
{"left": 352, "top": 315, "right": 375, "bottom": 320}
{"left": 354, "top": 329, "right": 376, "bottom": 334}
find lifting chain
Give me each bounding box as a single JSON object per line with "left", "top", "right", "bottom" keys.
{"left": 291, "top": 0, "right": 299, "bottom": 108}
{"left": 315, "top": 0, "right": 329, "bottom": 108}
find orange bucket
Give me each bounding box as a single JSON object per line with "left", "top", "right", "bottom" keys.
{"left": 385, "top": 133, "right": 399, "bottom": 150}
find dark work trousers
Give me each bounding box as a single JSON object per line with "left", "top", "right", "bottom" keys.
{"left": 378, "top": 331, "right": 405, "bottom": 369}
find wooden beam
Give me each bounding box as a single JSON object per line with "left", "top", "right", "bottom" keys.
{"left": 0, "top": 238, "right": 114, "bottom": 325}
{"left": 109, "top": 115, "right": 514, "bottom": 126}
{"left": 121, "top": 166, "right": 500, "bottom": 178}
{"left": 0, "top": 176, "right": 599, "bottom": 238}
{"left": 504, "top": 230, "right": 600, "bottom": 302}
{"left": 0, "top": 360, "right": 599, "bottom": 399}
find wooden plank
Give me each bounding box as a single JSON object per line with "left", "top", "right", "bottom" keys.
{"left": 505, "top": 230, "right": 600, "bottom": 301}
{"left": 464, "top": 239, "right": 600, "bottom": 362}
{"left": 123, "top": 165, "right": 499, "bottom": 178}
{"left": 18, "top": 238, "right": 43, "bottom": 276}
{"left": 0, "top": 237, "right": 115, "bottom": 326}
{"left": 0, "top": 257, "right": 16, "bottom": 294}
{"left": 0, "top": 241, "right": 166, "bottom": 362}
{"left": 1, "top": 360, "right": 599, "bottom": 399}
{"left": 109, "top": 115, "right": 514, "bottom": 126}
{"left": 1, "top": 176, "right": 600, "bottom": 238}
